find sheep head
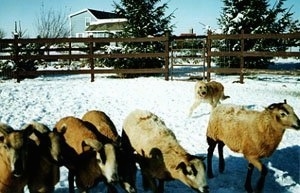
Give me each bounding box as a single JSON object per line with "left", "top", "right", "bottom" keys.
{"left": 267, "top": 101, "right": 300, "bottom": 130}
{"left": 22, "top": 122, "right": 66, "bottom": 164}
{"left": 0, "top": 124, "right": 33, "bottom": 177}
{"left": 50, "top": 126, "right": 76, "bottom": 166}
{"left": 175, "top": 155, "right": 209, "bottom": 193}
{"left": 83, "top": 138, "right": 119, "bottom": 184}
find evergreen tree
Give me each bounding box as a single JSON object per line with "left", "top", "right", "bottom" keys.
{"left": 217, "top": 0, "right": 299, "bottom": 69}
{"left": 114, "top": 0, "right": 173, "bottom": 38}
{"left": 103, "top": 0, "right": 174, "bottom": 75}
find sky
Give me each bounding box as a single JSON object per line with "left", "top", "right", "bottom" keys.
{"left": 0, "top": 0, "right": 299, "bottom": 38}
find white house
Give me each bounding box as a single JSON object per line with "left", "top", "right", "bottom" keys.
{"left": 69, "top": 8, "right": 127, "bottom": 38}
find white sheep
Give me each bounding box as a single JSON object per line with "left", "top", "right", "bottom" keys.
{"left": 21, "top": 122, "right": 60, "bottom": 193}
{"left": 54, "top": 116, "right": 119, "bottom": 193}
{"left": 122, "top": 109, "right": 209, "bottom": 193}
{"left": 206, "top": 101, "right": 300, "bottom": 193}
{"left": 0, "top": 122, "right": 34, "bottom": 193}
{"left": 82, "top": 110, "right": 136, "bottom": 193}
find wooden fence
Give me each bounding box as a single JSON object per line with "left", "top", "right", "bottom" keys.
{"left": 170, "top": 35, "right": 206, "bottom": 80}
{"left": 0, "top": 34, "right": 170, "bottom": 82}
{"left": 1, "top": 31, "right": 299, "bottom": 83}
{"left": 206, "top": 30, "right": 300, "bottom": 83}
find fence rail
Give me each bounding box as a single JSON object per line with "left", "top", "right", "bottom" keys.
{"left": 0, "top": 34, "right": 170, "bottom": 82}
{"left": 206, "top": 30, "right": 300, "bottom": 83}
{"left": 1, "top": 31, "right": 299, "bottom": 82}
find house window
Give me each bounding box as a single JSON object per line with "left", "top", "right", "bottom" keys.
{"left": 76, "top": 33, "right": 85, "bottom": 38}
{"left": 85, "top": 17, "right": 91, "bottom": 27}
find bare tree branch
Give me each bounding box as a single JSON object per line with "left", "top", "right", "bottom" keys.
{"left": 0, "top": 28, "right": 5, "bottom": 39}
{"left": 35, "top": 5, "right": 70, "bottom": 38}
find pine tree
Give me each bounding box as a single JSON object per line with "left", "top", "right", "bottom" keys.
{"left": 103, "top": 0, "right": 174, "bottom": 74}
{"left": 217, "top": 0, "right": 299, "bottom": 69}
{"left": 114, "top": 0, "right": 173, "bottom": 38}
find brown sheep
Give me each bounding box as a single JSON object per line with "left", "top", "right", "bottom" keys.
{"left": 206, "top": 100, "right": 300, "bottom": 193}
{"left": 54, "top": 116, "right": 119, "bottom": 193}
{"left": 82, "top": 110, "right": 120, "bottom": 144}
{"left": 0, "top": 122, "right": 34, "bottom": 193}
{"left": 21, "top": 122, "right": 61, "bottom": 193}
{"left": 122, "top": 109, "right": 209, "bottom": 193}
{"left": 82, "top": 110, "right": 136, "bottom": 193}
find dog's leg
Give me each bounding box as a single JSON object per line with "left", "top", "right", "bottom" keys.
{"left": 189, "top": 100, "right": 201, "bottom": 116}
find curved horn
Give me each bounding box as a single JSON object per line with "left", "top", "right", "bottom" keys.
{"left": 23, "top": 122, "right": 50, "bottom": 134}
{"left": 0, "top": 123, "right": 14, "bottom": 136}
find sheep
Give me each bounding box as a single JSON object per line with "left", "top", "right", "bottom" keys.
{"left": 21, "top": 122, "right": 61, "bottom": 193}
{"left": 122, "top": 109, "right": 209, "bottom": 193}
{"left": 82, "top": 110, "right": 137, "bottom": 193}
{"left": 54, "top": 116, "right": 119, "bottom": 193}
{"left": 206, "top": 100, "right": 300, "bottom": 193}
{"left": 0, "top": 122, "right": 34, "bottom": 193}
{"left": 82, "top": 110, "right": 120, "bottom": 144}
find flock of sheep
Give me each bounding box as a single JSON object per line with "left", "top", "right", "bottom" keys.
{"left": 0, "top": 80, "right": 299, "bottom": 193}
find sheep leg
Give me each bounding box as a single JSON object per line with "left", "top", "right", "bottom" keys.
{"left": 157, "top": 179, "right": 165, "bottom": 193}
{"left": 106, "top": 183, "right": 118, "bottom": 193}
{"left": 207, "top": 137, "right": 217, "bottom": 178}
{"left": 141, "top": 172, "right": 157, "bottom": 192}
{"left": 244, "top": 163, "right": 254, "bottom": 193}
{"left": 245, "top": 157, "right": 267, "bottom": 193}
{"left": 255, "top": 164, "right": 268, "bottom": 193}
{"left": 68, "top": 171, "right": 75, "bottom": 193}
{"left": 217, "top": 141, "right": 225, "bottom": 173}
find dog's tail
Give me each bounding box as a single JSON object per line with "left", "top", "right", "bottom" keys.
{"left": 222, "top": 94, "right": 230, "bottom": 100}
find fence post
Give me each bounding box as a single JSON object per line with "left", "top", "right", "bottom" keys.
{"left": 206, "top": 30, "right": 212, "bottom": 82}
{"left": 240, "top": 30, "right": 244, "bottom": 83}
{"left": 89, "top": 35, "right": 95, "bottom": 82}
{"left": 12, "top": 34, "right": 21, "bottom": 82}
{"left": 68, "top": 41, "right": 72, "bottom": 66}
{"left": 164, "top": 31, "right": 170, "bottom": 80}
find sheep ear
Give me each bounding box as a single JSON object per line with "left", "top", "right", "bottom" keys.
{"left": 267, "top": 104, "right": 276, "bottom": 110}
{"left": 0, "top": 136, "right": 4, "bottom": 142}
{"left": 149, "top": 148, "right": 163, "bottom": 160}
{"left": 0, "top": 123, "right": 14, "bottom": 136}
{"left": 176, "top": 162, "right": 189, "bottom": 175}
{"left": 54, "top": 125, "right": 67, "bottom": 135}
{"left": 60, "top": 125, "right": 67, "bottom": 134}
{"left": 23, "top": 124, "right": 34, "bottom": 137}
{"left": 82, "top": 138, "right": 103, "bottom": 152}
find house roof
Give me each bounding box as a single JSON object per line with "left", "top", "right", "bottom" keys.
{"left": 86, "top": 21, "right": 127, "bottom": 32}
{"left": 69, "top": 8, "right": 120, "bottom": 19}
{"left": 88, "top": 9, "right": 119, "bottom": 19}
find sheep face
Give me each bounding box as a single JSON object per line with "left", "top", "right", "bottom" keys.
{"left": 46, "top": 131, "right": 66, "bottom": 163}
{"left": 0, "top": 129, "right": 33, "bottom": 177}
{"left": 96, "top": 143, "right": 119, "bottom": 183}
{"left": 84, "top": 138, "right": 119, "bottom": 184}
{"left": 268, "top": 103, "right": 300, "bottom": 130}
{"left": 176, "top": 156, "right": 208, "bottom": 193}
{"left": 24, "top": 122, "right": 66, "bottom": 164}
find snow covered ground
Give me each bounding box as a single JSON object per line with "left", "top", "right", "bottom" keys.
{"left": 0, "top": 69, "right": 299, "bottom": 193}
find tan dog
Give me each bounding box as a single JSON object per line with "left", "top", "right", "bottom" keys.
{"left": 189, "top": 80, "right": 229, "bottom": 116}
